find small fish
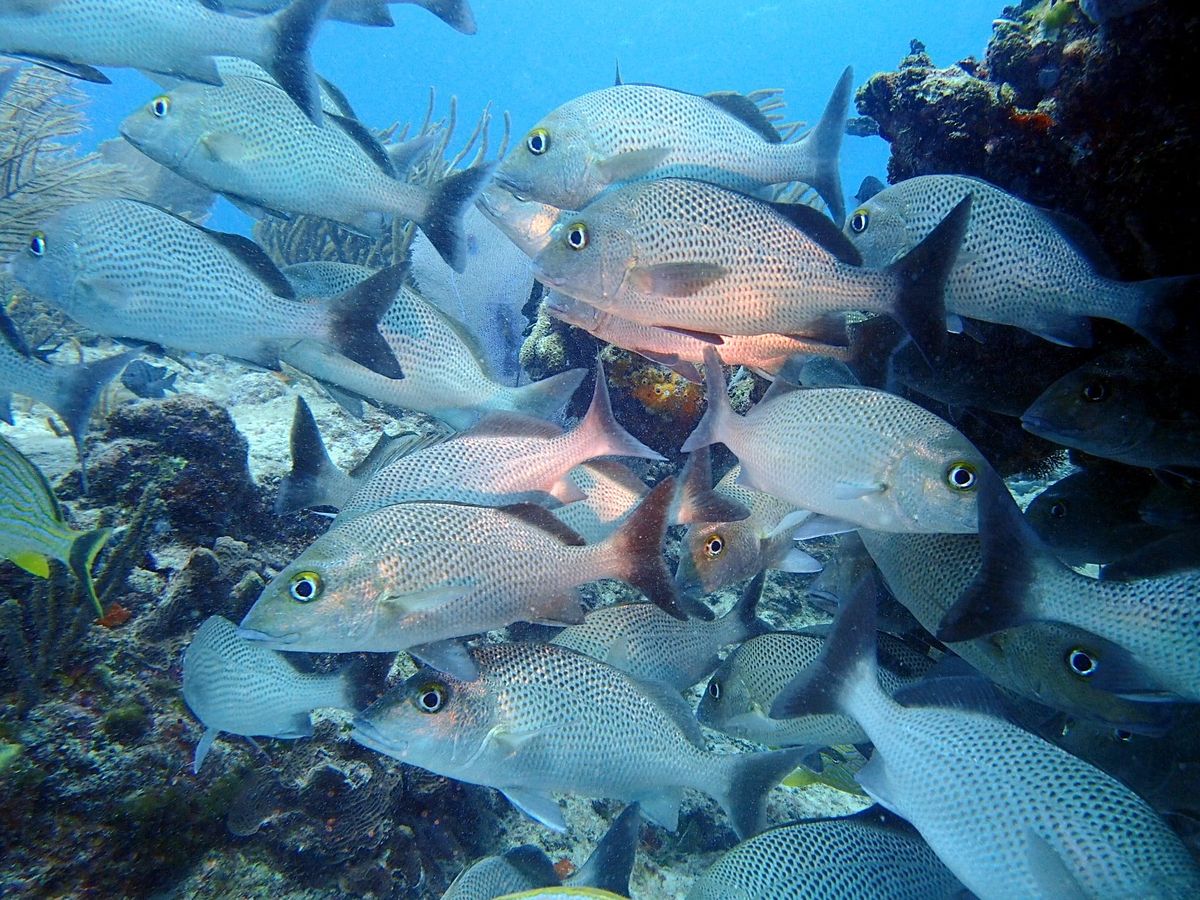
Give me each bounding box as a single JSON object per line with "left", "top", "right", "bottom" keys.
{"left": 495, "top": 68, "right": 853, "bottom": 224}
{"left": 683, "top": 348, "right": 985, "bottom": 533}
{"left": 686, "top": 808, "right": 966, "bottom": 900}
{"left": 769, "top": 578, "right": 1200, "bottom": 898}
{"left": 9, "top": 199, "right": 405, "bottom": 378}
{"left": 222, "top": 0, "right": 477, "bottom": 33}
{"left": 119, "top": 359, "right": 179, "bottom": 400}
{"left": 0, "top": 0, "right": 330, "bottom": 124}
{"left": 181, "top": 616, "right": 356, "bottom": 772}
{"left": 352, "top": 642, "right": 806, "bottom": 838}
{"left": 533, "top": 180, "right": 970, "bottom": 365}
{"left": 0, "top": 434, "right": 110, "bottom": 615}
{"left": 698, "top": 628, "right": 933, "bottom": 749}
{"left": 239, "top": 478, "right": 698, "bottom": 678}
{"left": 1022, "top": 345, "right": 1200, "bottom": 475}
{"left": 844, "top": 174, "right": 1199, "bottom": 360}
{"left": 551, "top": 570, "right": 769, "bottom": 691}
{"left": 120, "top": 74, "right": 492, "bottom": 270}
{"left": 937, "top": 467, "right": 1200, "bottom": 702}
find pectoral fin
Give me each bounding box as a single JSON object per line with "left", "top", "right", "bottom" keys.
{"left": 501, "top": 787, "right": 567, "bottom": 831}
{"left": 833, "top": 480, "right": 887, "bottom": 500}
{"left": 9, "top": 551, "right": 50, "bottom": 579}
{"left": 201, "top": 132, "right": 250, "bottom": 163}
{"left": 595, "top": 146, "right": 671, "bottom": 182}
{"left": 379, "top": 583, "right": 468, "bottom": 614}
{"left": 628, "top": 262, "right": 729, "bottom": 297}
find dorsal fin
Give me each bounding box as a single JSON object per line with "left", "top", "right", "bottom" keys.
{"left": 498, "top": 503, "right": 587, "bottom": 546}
{"left": 763, "top": 200, "right": 862, "bottom": 265}
{"left": 0, "top": 309, "right": 31, "bottom": 358}
{"left": 328, "top": 111, "right": 396, "bottom": 177}
{"left": 613, "top": 59, "right": 623, "bottom": 86}
{"left": 198, "top": 227, "right": 296, "bottom": 298}
{"left": 627, "top": 671, "right": 709, "bottom": 748}
{"left": 316, "top": 74, "right": 358, "bottom": 119}
{"left": 703, "top": 91, "right": 782, "bottom": 143}
{"left": 460, "top": 412, "right": 564, "bottom": 440}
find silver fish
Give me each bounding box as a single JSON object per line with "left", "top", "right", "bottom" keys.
{"left": 770, "top": 583, "right": 1200, "bottom": 899}
{"left": 550, "top": 460, "right": 648, "bottom": 543}
{"left": 844, "top": 174, "right": 1198, "bottom": 359}
{"left": 682, "top": 349, "right": 985, "bottom": 534}
{"left": 352, "top": 641, "right": 806, "bottom": 838}
{"left": 181, "top": 615, "right": 355, "bottom": 773}
{"left": 9, "top": 198, "right": 405, "bottom": 377}
{"left": 120, "top": 74, "right": 491, "bottom": 270}
{"left": 495, "top": 68, "right": 853, "bottom": 224}
{"left": 0, "top": 0, "right": 329, "bottom": 124}
{"left": 476, "top": 184, "right": 563, "bottom": 257}
{"left": 532, "top": 180, "right": 970, "bottom": 364}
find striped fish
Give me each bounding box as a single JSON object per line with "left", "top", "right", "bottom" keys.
{"left": 0, "top": 435, "right": 109, "bottom": 615}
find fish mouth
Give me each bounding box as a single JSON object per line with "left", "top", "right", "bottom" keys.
{"left": 1020, "top": 414, "right": 1075, "bottom": 438}
{"left": 489, "top": 170, "right": 529, "bottom": 199}
{"left": 350, "top": 717, "right": 406, "bottom": 758}
{"left": 235, "top": 626, "right": 300, "bottom": 646}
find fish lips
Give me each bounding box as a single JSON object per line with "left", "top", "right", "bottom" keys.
{"left": 350, "top": 717, "right": 407, "bottom": 759}
{"left": 1021, "top": 413, "right": 1073, "bottom": 439}
{"left": 235, "top": 626, "right": 301, "bottom": 647}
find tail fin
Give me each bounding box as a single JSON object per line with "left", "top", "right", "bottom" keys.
{"left": 717, "top": 746, "right": 809, "bottom": 840}
{"left": 680, "top": 347, "right": 734, "bottom": 453}
{"left": 603, "top": 478, "right": 709, "bottom": 621}
{"left": 418, "top": 162, "right": 496, "bottom": 273}
{"left": 266, "top": 0, "right": 330, "bottom": 125}
{"left": 508, "top": 367, "right": 587, "bottom": 422}
{"left": 328, "top": 0, "right": 392, "bottom": 26}
{"left": 568, "top": 803, "right": 641, "bottom": 895}
{"left": 885, "top": 194, "right": 972, "bottom": 366}
{"left": 801, "top": 66, "right": 852, "bottom": 227}
{"left": 1130, "top": 274, "right": 1200, "bottom": 369}
{"left": 675, "top": 445, "right": 751, "bottom": 524}
{"left": 408, "top": 0, "right": 478, "bottom": 34}
{"left": 275, "top": 396, "right": 358, "bottom": 513}
{"left": 721, "top": 569, "right": 770, "bottom": 643}
{"left": 572, "top": 368, "right": 664, "bottom": 461}
{"left": 68, "top": 526, "right": 112, "bottom": 617}
{"left": 52, "top": 349, "right": 137, "bottom": 473}
{"left": 328, "top": 262, "right": 408, "bottom": 379}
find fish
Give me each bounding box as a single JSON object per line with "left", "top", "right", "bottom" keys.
{"left": 0, "top": 434, "right": 110, "bottom": 616}
{"left": 532, "top": 180, "right": 970, "bottom": 365}
{"left": 351, "top": 641, "right": 806, "bottom": 838}
{"left": 119, "top": 359, "right": 179, "bottom": 400}
{"left": 686, "top": 808, "right": 967, "bottom": 900}
{"left": 278, "top": 281, "right": 584, "bottom": 430}
{"left": 221, "top": 0, "right": 477, "bottom": 33}
{"left": 477, "top": 184, "right": 563, "bottom": 257}
{"left": 338, "top": 371, "right": 661, "bottom": 519}
{"left": 119, "top": 73, "right": 492, "bottom": 271}
{"left": 937, "top": 467, "right": 1200, "bottom": 702}
{"left": 844, "top": 174, "right": 1199, "bottom": 360}
{"left": 1021, "top": 345, "right": 1200, "bottom": 475}
{"left": 549, "top": 460, "right": 648, "bottom": 543}
{"left": 9, "top": 198, "right": 405, "bottom": 378}
{"left": 550, "top": 569, "right": 769, "bottom": 691}
{"left": 697, "top": 627, "right": 933, "bottom": 749}
{"left": 769, "top": 577, "right": 1200, "bottom": 898}
{"left": 181, "top": 615, "right": 356, "bottom": 773}
{"left": 0, "top": 309, "right": 135, "bottom": 484}
{"left": 442, "top": 803, "right": 641, "bottom": 900}
{"left": 0, "top": 0, "right": 330, "bottom": 124}
{"left": 494, "top": 68, "right": 853, "bottom": 224}
{"left": 238, "top": 478, "right": 700, "bottom": 678}
{"left": 544, "top": 290, "right": 851, "bottom": 383}
{"left": 682, "top": 348, "right": 986, "bottom": 533}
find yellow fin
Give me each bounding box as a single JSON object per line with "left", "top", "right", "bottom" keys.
{"left": 9, "top": 551, "right": 50, "bottom": 578}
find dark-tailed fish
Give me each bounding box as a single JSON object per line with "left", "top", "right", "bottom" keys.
{"left": 120, "top": 75, "right": 491, "bottom": 271}
{"left": 442, "top": 804, "right": 640, "bottom": 900}
{"left": 845, "top": 174, "right": 1199, "bottom": 359}
{"left": 338, "top": 373, "right": 660, "bottom": 519}
{"left": 937, "top": 468, "right": 1200, "bottom": 702}
{"left": 545, "top": 290, "right": 850, "bottom": 383}
{"left": 9, "top": 199, "right": 404, "bottom": 377}
{"left": 181, "top": 615, "right": 355, "bottom": 773}
{"left": 770, "top": 580, "right": 1200, "bottom": 898}
{"left": 698, "top": 628, "right": 933, "bottom": 749}
{"left": 551, "top": 570, "right": 769, "bottom": 691}
{"left": 550, "top": 460, "right": 648, "bottom": 543}
{"left": 1022, "top": 345, "right": 1200, "bottom": 474}
{"left": 495, "top": 68, "right": 852, "bottom": 224}
{"left": 119, "top": 359, "right": 179, "bottom": 400}
{"left": 0, "top": 434, "right": 109, "bottom": 615}
{"left": 0, "top": 309, "right": 134, "bottom": 482}
{"left": 683, "top": 349, "right": 985, "bottom": 533}
{"left": 352, "top": 641, "right": 805, "bottom": 837}
{"left": 279, "top": 281, "right": 583, "bottom": 430}
{"left": 686, "top": 808, "right": 966, "bottom": 900}
{"left": 223, "top": 0, "right": 476, "bottom": 33}
{"left": 533, "top": 182, "right": 970, "bottom": 365}
{"left": 238, "top": 479, "right": 700, "bottom": 678}
{"left": 0, "top": 0, "right": 330, "bottom": 124}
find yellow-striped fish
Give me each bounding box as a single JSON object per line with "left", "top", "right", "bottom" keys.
{"left": 0, "top": 435, "right": 109, "bottom": 615}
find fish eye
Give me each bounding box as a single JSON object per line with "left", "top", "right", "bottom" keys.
{"left": 150, "top": 95, "right": 171, "bottom": 118}
{"left": 414, "top": 682, "right": 447, "bottom": 713}
{"left": 1113, "top": 729, "right": 1134, "bottom": 743}
{"left": 707, "top": 680, "right": 721, "bottom": 700}
{"left": 703, "top": 533, "right": 725, "bottom": 559}
{"left": 565, "top": 222, "right": 589, "bottom": 251}
{"left": 1049, "top": 500, "right": 1068, "bottom": 519}
{"left": 1081, "top": 380, "right": 1108, "bottom": 402}
{"left": 28, "top": 231, "right": 46, "bottom": 257}
{"left": 945, "top": 461, "right": 978, "bottom": 491}
{"left": 849, "top": 208, "right": 870, "bottom": 234}
{"left": 1066, "top": 647, "right": 1098, "bottom": 677}
{"left": 526, "top": 127, "right": 550, "bottom": 155}
{"left": 288, "top": 570, "right": 323, "bottom": 603}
